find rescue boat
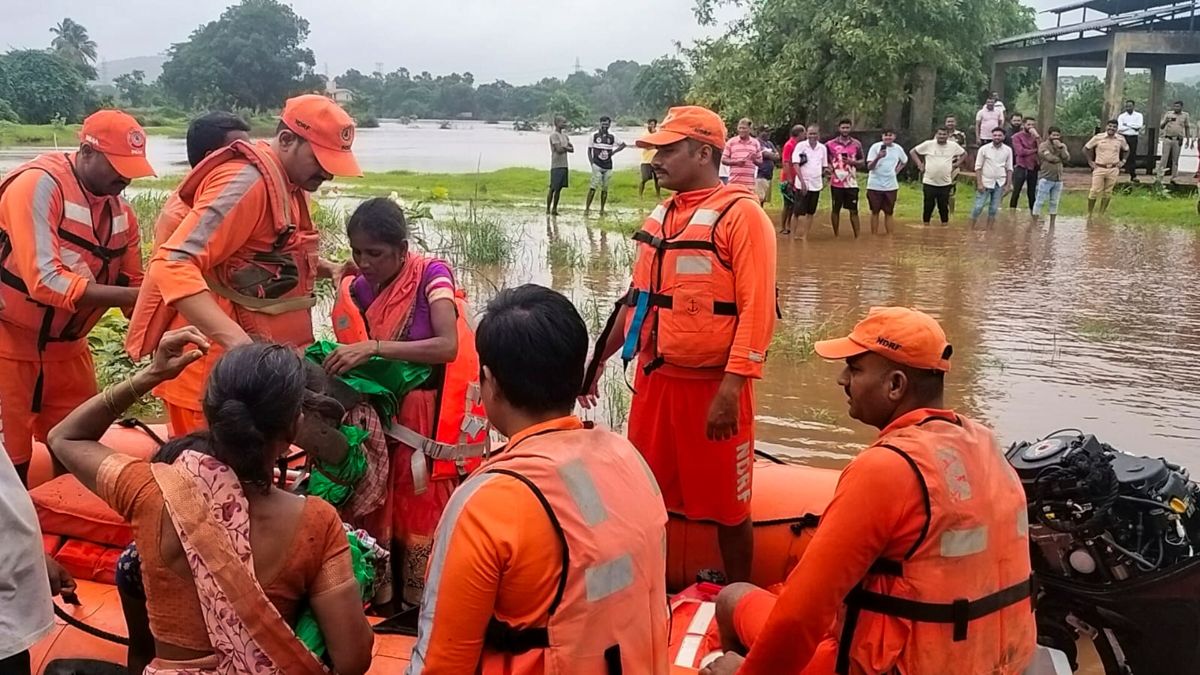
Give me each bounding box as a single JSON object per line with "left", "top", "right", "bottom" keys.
{"left": 26, "top": 423, "right": 838, "bottom": 674}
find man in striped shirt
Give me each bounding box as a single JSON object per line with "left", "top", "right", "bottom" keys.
{"left": 722, "top": 118, "right": 764, "bottom": 190}
{"left": 585, "top": 115, "right": 626, "bottom": 217}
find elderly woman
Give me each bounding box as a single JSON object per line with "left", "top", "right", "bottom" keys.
{"left": 48, "top": 329, "right": 374, "bottom": 675}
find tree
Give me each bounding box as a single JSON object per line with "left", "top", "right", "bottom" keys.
{"left": 160, "top": 0, "right": 322, "bottom": 111}
{"left": 688, "top": 0, "right": 1035, "bottom": 130}
{"left": 49, "top": 18, "right": 98, "bottom": 81}
{"left": 546, "top": 90, "right": 590, "bottom": 127}
{"left": 0, "top": 50, "right": 89, "bottom": 123}
{"left": 114, "top": 69, "right": 153, "bottom": 107}
{"left": 634, "top": 57, "right": 691, "bottom": 116}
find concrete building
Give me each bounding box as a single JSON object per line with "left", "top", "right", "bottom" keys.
{"left": 990, "top": 0, "right": 1200, "bottom": 167}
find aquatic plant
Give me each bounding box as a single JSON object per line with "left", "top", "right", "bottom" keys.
{"left": 438, "top": 205, "right": 517, "bottom": 267}
{"left": 769, "top": 316, "right": 844, "bottom": 360}
{"left": 89, "top": 310, "right": 161, "bottom": 419}
{"left": 1075, "top": 317, "right": 1119, "bottom": 342}
{"left": 547, "top": 236, "right": 585, "bottom": 270}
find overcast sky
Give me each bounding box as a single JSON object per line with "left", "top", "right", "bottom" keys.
{"left": 0, "top": 0, "right": 1077, "bottom": 84}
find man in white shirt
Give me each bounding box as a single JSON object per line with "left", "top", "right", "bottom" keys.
{"left": 0, "top": 439, "right": 76, "bottom": 674}
{"left": 970, "top": 127, "right": 1013, "bottom": 229}
{"left": 909, "top": 128, "right": 966, "bottom": 226}
{"left": 1117, "top": 99, "right": 1145, "bottom": 182}
{"left": 791, "top": 124, "right": 829, "bottom": 240}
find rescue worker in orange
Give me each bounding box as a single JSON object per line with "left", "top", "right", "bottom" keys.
{"left": 581, "top": 105, "right": 777, "bottom": 583}
{"left": 703, "top": 307, "right": 1035, "bottom": 675}
{"left": 152, "top": 111, "right": 252, "bottom": 247}
{"left": 126, "top": 95, "right": 360, "bottom": 438}
{"left": 328, "top": 197, "right": 488, "bottom": 607}
{"left": 409, "top": 284, "right": 668, "bottom": 674}
{"left": 0, "top": 110, "right": 154, "bottom": 485}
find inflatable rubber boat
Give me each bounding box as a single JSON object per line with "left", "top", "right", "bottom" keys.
{"left": 26, "top": 423, "right": 838, "bottom": 674}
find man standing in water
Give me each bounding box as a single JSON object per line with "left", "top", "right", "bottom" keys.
{"left": 945, "top": 115, "right": 968, "bottom": 213}
{"left": 1009, "top": 116, "right": 1039, "bottom": 213}
{"left": 827, "top": 119, "right": 864, "bottom": 238}
{"left": 1159, "top": 100, "right": 1190, "bottom": 183}
{"left": 792, "top": 125, "right": 829, "bottom": 239}
{"left": 582, "top": 105, "right": 777, "bottom": 585}
{"left": 971, "top": 127, "right": 1013, "bottom": 228}
{"left": 866, "top": 128, "right": 906, "bottom": 235}
{"left": 547, "top": 116, "right": 573, "bottom": 216}
{"left": 1117, "top": 99, "right": 1144, "bottom": 182}
{"left": 910, "top": 127, "right": 965, "bottom": 226}
{"left": 639, "top": 118, "right": 661, "bottom": 200}
{"left": 1033, "top": 126, "right": 1070, "bottom": 227}
{"left": 703, "top": 307, "right": 1034, "bottom": 675}
{"left": 778, "top": 124, "right": 803, "bottom": 234}
{"left": 586, "top": 115, "right": 626, "bottom": 217}
{"left": 1085, "top": 120, "right": 1128, "bottom": 216}
{"left": 755, "top": 126, "right": 779, "bottom": 207}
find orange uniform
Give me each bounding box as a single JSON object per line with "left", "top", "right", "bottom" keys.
{"left": 734, "top": 409, "right": 1035, "bottom": 675}
{"left": 410, "top": 416, "right": 669, "bottom": 674}
{"left": 0, "top": 152, "right": 143, "bottom": 465}
{"left": 623, "top": 183, "right": 777, "bottom": 525}
{"left": 127, "top": 144, "right": 316, "bottom": 436}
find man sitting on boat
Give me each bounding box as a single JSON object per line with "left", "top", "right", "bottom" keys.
{"left": 704, "top": 307, "right": 1036, "bottom": 675}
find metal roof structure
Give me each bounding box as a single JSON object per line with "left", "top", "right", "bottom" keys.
{"left": 1045, "top": 0, "right": 1181, "bottom": 15}
{"left": 992, "top": 1, "right": 1199, "bottom": 48}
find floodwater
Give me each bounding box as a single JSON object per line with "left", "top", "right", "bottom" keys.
{"left": 0, "top": 119, "right": 647, "bottom": 175}
{"left": 365, "top": 203, "right": 1200, "bottom": 475}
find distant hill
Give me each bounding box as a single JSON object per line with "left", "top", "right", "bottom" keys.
{"left": 95, "top": 55, "right": 166, "bottom": 85}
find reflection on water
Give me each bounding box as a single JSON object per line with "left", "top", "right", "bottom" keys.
{"left": 0, "top": 119, "right": 648, "bottom": 175}
{"left": 369, "top": 205, "right": 1200, "bottom": 478}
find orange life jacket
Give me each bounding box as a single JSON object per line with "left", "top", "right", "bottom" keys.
{"left": 0, "top": 153, "right": 137, "bottom": 409}
{"left": 477, "top": 423, "right": 670, "bottom": 675}
{"left": 332, "top": 274, "right": 488, "bottom": 491}
{"left": 834, "top": 412, "right": 1036, "bottom": 675}
{"left": 125, "top": 140, "right": 317, "bottom": 359}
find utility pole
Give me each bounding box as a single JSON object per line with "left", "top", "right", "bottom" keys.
{"left": 574, "top": 57, "right": 583, "bottom": 73}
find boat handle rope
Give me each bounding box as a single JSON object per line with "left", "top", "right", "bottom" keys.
{"left": 53, "top": 601, "right": 130, "bottom": 646}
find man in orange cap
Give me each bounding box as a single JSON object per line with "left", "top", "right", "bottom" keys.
{"left": 582, "top": 105, "right": 777, "bottom": 584}
{"left": 703, "top": 307, "right": 1035, "bottom": 675}
{"left": 126, "top": 94, "right": 360, "bottom": 437}
{"left": 0, "top": 109, "right": 153, "bottom": 483}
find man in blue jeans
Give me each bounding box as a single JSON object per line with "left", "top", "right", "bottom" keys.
{"left": 971, "top": 127, "right": 1012, "bottom": 228}
{"left": 1033, "top": 126, "right": 1070, "bottom": 227}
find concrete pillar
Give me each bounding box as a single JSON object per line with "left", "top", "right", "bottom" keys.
{"left": 1038, "top": 57, "right": 1059, "bottom": 130}
{"left": 1148, "top": 61, "right": 1167, "bottom": 172}
{"left": 1103, "top": 36, "right": 1128, "bottom": 122}
{"left": 990, "top": 61, "right": 1006, "bottom": 100}
{"left": 883, "top": 77, "right": 905, "bottom": 131}
{"left": 910, "top": 65, "right": 938, "bottom": 138}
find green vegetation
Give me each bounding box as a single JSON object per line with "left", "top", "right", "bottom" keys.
{"left": 439, "top": 207, "right": 518, "bottom": 267}
{"left": 89, "top": 310, "right": 161, "bottom": 419}
{"left": 547, "top": 236, "right": 585, "bottom": 270}
{"left": 1075, "top": 317, "right": 1120, "bottom": 342}
{"left": 125, "top": 192, "right": 168, "bottom": 260}
{"left": 770, "top": 316, "right": 845, "bottom": 360}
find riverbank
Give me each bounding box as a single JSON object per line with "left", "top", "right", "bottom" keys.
{"left": 0, "top": 119, "right": 278, "bottom": 146}
{"left": 133, "top": 166, "right": 1199, "bottom": 227}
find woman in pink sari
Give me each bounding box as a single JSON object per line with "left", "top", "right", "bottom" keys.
{"left": 324, "top": 198, "right": 464, "bottom": 607}
{"left": 48, "top": 329, "right": 374, "bottom": 675}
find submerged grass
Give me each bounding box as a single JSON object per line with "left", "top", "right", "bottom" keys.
{"left": 770, "top": 316, "right": 844, "bottom": 360}
{"left": 1075, "top": 317, "right": 1120, "bottom": 341}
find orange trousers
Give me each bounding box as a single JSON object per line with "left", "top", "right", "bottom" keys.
{"left": 165, "top": 402, "right": 207, "bottom": 438}
{"left": 734, "top": 588, "right": 839, "bottom": 674}
{"left": 0, "top": 350, "right": 97, "bottom": 465}
{"left": 627, "top": 365, "right": 755, "bottom": 526}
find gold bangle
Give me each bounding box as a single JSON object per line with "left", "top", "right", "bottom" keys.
{"left": 374, "top": 340, "right": 381, "bottom": 356}
{"left": 103, "top": 387, "right": 121, "bottom": 418}
{"left": 125, "top": 376, "right": 143, "bottom": 400}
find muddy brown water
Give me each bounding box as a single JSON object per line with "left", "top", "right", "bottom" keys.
{"left": 395, "top": 205, "right": 1200, "bottom": 475}
{"left": 317, "top": 201, "right": 1199, "bottom": 675}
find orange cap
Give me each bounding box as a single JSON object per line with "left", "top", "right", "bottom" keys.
{"left": 814, "top": 307, "right": 953, "bottom": 372}
{"left": 636, "top": 105, "right": 727, "bottom": 150}
{"left": 280, "top": 94, "right": 362, "bottom": 177}
{"left": 79, "top": 110, "right": 155, "bottom": 179}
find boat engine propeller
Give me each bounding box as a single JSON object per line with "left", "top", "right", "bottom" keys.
{"left": 1007, "top": 430, "right": 1200, "bottom": 674}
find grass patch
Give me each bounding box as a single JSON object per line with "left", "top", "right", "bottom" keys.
{"left": 88, "top": 310, "right": 161, "bottom": 420}
{"left": 125, "top": 191, "right": 168, "bottom": 261}
{"left": 1075, "top": 317, "right": 1120, "bottom": 341}
{"left": 770, "top": 316, "right": 844, "bottom": 360}
{"left": 0, "top": 118, "right": 279, "bottom": 147}
{"left": 801, "top": 406, "right": 838, "bottom": 425}
{"left": 547, "top": 236, "right": 585, "bottom": 270}
{"left": 435, "top": 206, "right": 518, "bottom": 267}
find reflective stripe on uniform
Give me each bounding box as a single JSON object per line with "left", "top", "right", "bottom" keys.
{"left": 31, "top": 173, "right": 72, "bottom": 295}
{"left": 940, "top": 525, "right": 989, "bottom": 558}
{"left": 110, "top": 213, "right": 129, "bottom": 235}
{"left": 648, "top": 205, "right": 667, "bottom": 224}
{"left": 631, "top": 448, "right": 661, "bottom": 496}
{"left": 584, "top": 552, "right": 634, "bottom": 602}
{"left": 62, "top": 200, "right": 93, "bottom": 227}
{"left": 59, "top": 247, "right": 92, "bottom": 278}
{"left": 689, "top": 208, "right": 721, "bottom": 227}
{"left": 168, "top": 164, "right": 261, "bottom": 261}
{"left": 408, "top": 472, "right": 501, "bottom": 674}
{"left": 673, "top": 601, "right": 716, "bottom": 666}
{"left": 1017, "top": 509, "right": 1029, "bottom": 537}
{"left": 675, "top": 255, "right": 713, "bottom": 275}
{"left": 558, "top": 458, "right": 608, "bottom": 527}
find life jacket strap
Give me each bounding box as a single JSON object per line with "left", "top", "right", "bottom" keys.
{"left": 387, "top": 421, "right": 491, "bottom": 495}
{"left": 203, "top": 276, "right": 318, "bottom": 315}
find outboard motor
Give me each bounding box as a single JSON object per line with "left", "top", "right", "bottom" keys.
{"left": 1008, "top": 431, "right": 1200, "bottom": 674}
